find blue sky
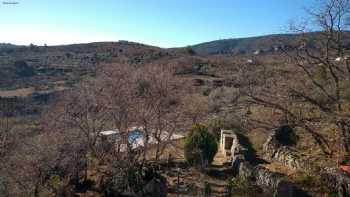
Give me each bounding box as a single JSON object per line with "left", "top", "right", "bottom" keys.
{"left": 0, "top": 0, "right": 316, "bottom": 47}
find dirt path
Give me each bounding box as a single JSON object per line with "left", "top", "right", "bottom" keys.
{"left": 166, "top": 151, "right": 233, "bottom": 197}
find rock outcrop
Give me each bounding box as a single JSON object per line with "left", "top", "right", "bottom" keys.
{"left": 263, "top": 126, "right": 312, "bottom": 171}
{"left": 321, "top": 168, "right": 350, "bottom": 197}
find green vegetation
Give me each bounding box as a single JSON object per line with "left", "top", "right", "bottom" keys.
{"left": 184, "top": 124, "right": 218, "bottom": 167}
{"left": 185, "top": 46, "right": 196, "bottom": 55}
{"left": 14, "top": 61, "right": 36, "bottom": 77}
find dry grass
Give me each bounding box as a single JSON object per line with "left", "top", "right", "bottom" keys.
{"left": 264, "top": 162, "right": 297, "bottom": 177}
{"left": 245, "top": 128, "right": 270, "bottom": 156}
{"left": 0, "top": 87, "right": 34, "bottom": 97}
{"left": 143, "top": 139, "right": 186, "bottom": 162}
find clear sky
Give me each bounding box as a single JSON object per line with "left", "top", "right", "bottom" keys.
{"left": 0, "top": 0, "right": 317, "bottom": 48}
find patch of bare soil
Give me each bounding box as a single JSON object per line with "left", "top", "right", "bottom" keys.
{"left": 0, "top": 87, "right": 34, "bottom": 97}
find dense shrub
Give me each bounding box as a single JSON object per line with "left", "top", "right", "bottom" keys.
{"left": 185, "top": 46, "right": 196, "bottom": 55}
{"left": 14, "top": 61, "right": 36, "bottom": 77}
{"left": 202, "top": 87, "right": 211, "bottom": 96}
{"left": 184, "top": 124, "right": 218, "bottom": 167}
{"left": 275, "top": 125, "right": 298, "bottom": 146}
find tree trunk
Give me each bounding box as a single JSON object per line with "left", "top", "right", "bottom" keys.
{"left": 34, "top": 183, "right": 40, "bottom": 197}
{"left": 84, "top": 157, "right": 88, "bottom": 183}
{"left": 155, "top": 141, "right": 160, "bottom": 161}
{"left": 337, "top": 120, "right": 350, "bottom": 156}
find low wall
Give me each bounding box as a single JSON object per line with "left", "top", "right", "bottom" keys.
{"left": 237, "top": 160, "right": 295, "bottom": 197}
{"left": 230, "top": 130, "right": 295, "bottom": 197}
{"left": 263, "top": 126, "right": 312, "bottom": 171}
{"left": 321, "top": 167, "right": 350, "bottom": 197}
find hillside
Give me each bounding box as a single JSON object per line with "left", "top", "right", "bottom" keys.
{"left": 2, "top": 31, "right": 350, "bottom": 196}
{"left": 0, "top": 43, "right": 20, "bottom": 49}
{"left": 0, "top": 41, "right": 165, "bottom": 90}
{"left": 0, "top": 34, "right": 323, "bottom": 115}
{"left": 191, "top": 32, "right": 350, "bottom": 55}
{"left": 1, "top": 32, "right": 348, "bottom": 116}
{"left": 0, "top": 41, "right": 170, "bottom": 114}
{"left": 191, "top": 34, "right": 298, "bottom": 55}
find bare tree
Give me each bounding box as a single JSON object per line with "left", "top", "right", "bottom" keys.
{"left": 94, "top": 63, "right": 186, "bottom": 194}
{"left": 101, "top": 64, "right": 137, "bottom": 135}
{"left": 133, "top": 64, "right": 185, "bottom": 161}
{"left": 42, "top": 79, "right": 112, "bottom": 185}
{"left": 236, "top": 0, "right": 350, "bottom": 157}
{"left": 63, "top": 80, "right": 111, "bottom": 157}
{"left": 33, "top": 62, "right": 188, "bottom": 195}
{"left": 0, "top": 116, "right": 87, "bottom": 196}
{"left": 182, "top": 93, "right": 209, "bottom": 125}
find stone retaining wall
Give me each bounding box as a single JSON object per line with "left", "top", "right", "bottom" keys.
{"left": 229, "top": 130, "right": 296, "bottom": 197}
{"left": 263, "top": 126, "right": 312, "bottom": 171}
{"left": 237, "top": 161, "right": 295, "bottom": 197}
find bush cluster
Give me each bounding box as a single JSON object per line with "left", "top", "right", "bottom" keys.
{"left": 184, "top": 124, "right": 218, "bottom": 167}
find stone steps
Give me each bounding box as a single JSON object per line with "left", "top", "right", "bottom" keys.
{"left": 213, "top": 150, "right": 229, "bottom": 166}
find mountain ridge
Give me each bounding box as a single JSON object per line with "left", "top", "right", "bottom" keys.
{"left": 3, "top": 31, "right": 350, "bottom": 56}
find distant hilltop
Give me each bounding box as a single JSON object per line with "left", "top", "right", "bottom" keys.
{"left": 191, "top": 32, "right": 350, "bottom": 55}
{"left": 0, "top": 43, "right": 20, "bottom": 49}
{"left": 3, "top": 31, "right": 350, "bottom": 56}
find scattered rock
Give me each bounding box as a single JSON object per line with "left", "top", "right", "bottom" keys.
{"left": 137, "top": 177, "right": 167, "bottom": 197}
{"left": 237, "top": 161, "right": 295, "bottom": 197}
{"left": 321, "top": 167, "right": 350, "bottom": 197}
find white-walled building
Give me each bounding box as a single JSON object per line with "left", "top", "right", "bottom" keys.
{"left": 99, "top": 127, "right": 184, "bottom": 152}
